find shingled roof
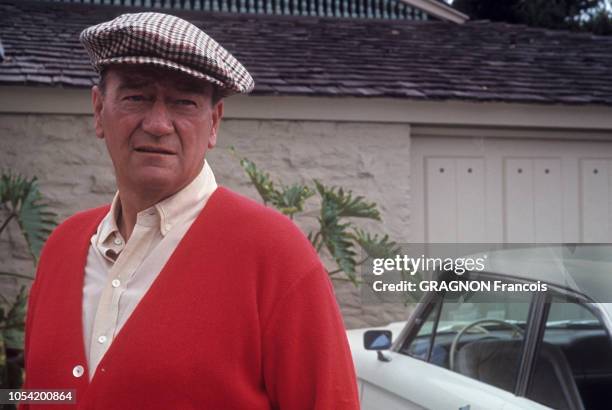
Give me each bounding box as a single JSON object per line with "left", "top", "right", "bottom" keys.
{"left": 1, "top": 0, "right": 612, "bottom": 105}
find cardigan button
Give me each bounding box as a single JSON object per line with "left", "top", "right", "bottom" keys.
{"left": 72, "top": 365, "right": 84, "bottom": 378}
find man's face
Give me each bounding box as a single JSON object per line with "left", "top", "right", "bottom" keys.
{"left": 92, "top": 65, "right": 223, "bottom": 199}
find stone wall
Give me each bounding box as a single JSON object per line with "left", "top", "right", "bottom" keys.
{"left": 0, "top": 113, "right": 412, "bottom": 328}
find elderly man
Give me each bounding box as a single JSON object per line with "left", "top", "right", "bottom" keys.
{"left": 22, "top": 12, "right": 359, "bottom": 410}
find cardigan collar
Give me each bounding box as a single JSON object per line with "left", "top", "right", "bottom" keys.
{"left": 93, "top": 161, "right": 217, "bottom": 263}
{"left": 69, "top": 186, "right": 229, "bottom": 392}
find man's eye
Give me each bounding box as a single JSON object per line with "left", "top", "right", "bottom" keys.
{"left": 176, "top": 99, "right": 197, "bottom": 106}
{"left": 124, "top": 95, "right": 146, "bottom": 102}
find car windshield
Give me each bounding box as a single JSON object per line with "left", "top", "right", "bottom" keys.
{"left": 477, "top": 244, "right": 612, "bottom": 310}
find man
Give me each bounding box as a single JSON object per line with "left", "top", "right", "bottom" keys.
{"left": 22, "top": 12, "right": 359, "bottom": 410}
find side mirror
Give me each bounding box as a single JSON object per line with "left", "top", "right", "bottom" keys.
{"left": 364, "top": 330, "right": 392, "bottom": 350}
{"left": 364, "top": 330, "right": 393, "bottom": 362}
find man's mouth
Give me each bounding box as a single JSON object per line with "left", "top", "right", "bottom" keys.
{"left": 134, "top": 146, "right": 176, "bottom": 155}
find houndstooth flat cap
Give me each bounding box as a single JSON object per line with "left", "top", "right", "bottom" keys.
{"left": 80, "top": 12, "right": 254, "bottom": 96}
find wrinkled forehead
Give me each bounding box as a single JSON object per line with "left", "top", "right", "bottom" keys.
{"left": 104, "top": 64, "right": 213, "bottom": 95}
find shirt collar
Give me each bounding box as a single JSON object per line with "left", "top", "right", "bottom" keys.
{"left": 94, "top": 160, "right": 217, "bottom": 250}
{"left": 152, "top": 159, "right": 217, "bottom": 235}
{"left": 92, "top": 191, "right": 123, "bottom": 259}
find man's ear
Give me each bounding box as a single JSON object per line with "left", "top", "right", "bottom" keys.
{"left": 92, "top": 85, "right": 105, "bottom": 139}
{"left": 208, "top": 100, "right": 224, "bottom": 149}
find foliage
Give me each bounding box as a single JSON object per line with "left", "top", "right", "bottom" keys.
{"left": 452, "top": 0, "right": 612, "bottom": 35}
{"left": 0, "top": 170, "right": 57, "bottom": 392}
{"left": 238, "top": 157, "right": 314, "bottom": 218}
{"left": 582, "top": 6, "right": 612, "bottom": 34}
{"left": 234, "top": 150, "right": 399, "bottom": 285}
{"left": 0, "top": 172, "right": 56, "bottom": 263}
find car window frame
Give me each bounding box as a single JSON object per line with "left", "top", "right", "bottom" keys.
{"left": 393, "top": 289, "right": 441, "bottom": 357}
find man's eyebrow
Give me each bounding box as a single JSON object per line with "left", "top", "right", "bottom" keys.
{"left": 117, "top": 77, "right": 208, "bottom": 95}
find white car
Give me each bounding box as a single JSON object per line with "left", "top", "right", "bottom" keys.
{"left": 348, "top": 245, "right": 612, "bottom": 410}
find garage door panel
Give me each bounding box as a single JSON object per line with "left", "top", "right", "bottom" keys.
{"left": 534, "top": 159, "right": 563, "bottom": 242}
{"left": 504, "top": 158, "right": 535, "bottom": 242}
{"left": 456, "top": 158, "right": 486, "bottom": 242}
{"left": 425, "top": 157, "right": 457, "bottom": 242}
{"left": 581, "top": 159, "right": 611, "bottom": 242}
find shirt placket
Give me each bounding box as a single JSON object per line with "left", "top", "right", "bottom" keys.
{"left": 88, "top": 213, "right": 157, "bottom": 379}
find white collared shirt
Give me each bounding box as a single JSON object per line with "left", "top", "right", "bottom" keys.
{"left": 82, "top": 161, "right": 217, "bottom": 380}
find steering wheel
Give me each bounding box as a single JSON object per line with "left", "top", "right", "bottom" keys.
{"left": 449, "top": 319, "right": 524, "bottom": 371}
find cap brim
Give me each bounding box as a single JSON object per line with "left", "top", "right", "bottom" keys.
{"left": 98, "top": 56, "right": 236, "bottom": 97}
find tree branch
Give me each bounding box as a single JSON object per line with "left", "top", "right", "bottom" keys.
{"left": 0, "top": 212, "right": 16, "bottom": 236}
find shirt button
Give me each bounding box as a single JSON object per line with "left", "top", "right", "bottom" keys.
{"left": 72, "top": 365, "right": 84, "bottom": 378}
{"left": 111, "top": 279, "right": 121, "bottom": 288}
{"left": 98, "top": 335, "right": 107, "bottom": 344}
{"left": 113, "top": 237, "right": 123, "bottom": 245}
{"left": 165, "top": 224, "right": 171, "bottom": 231}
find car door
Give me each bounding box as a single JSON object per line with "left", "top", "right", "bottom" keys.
{"left": 360, "top": 350, "right": 510, "bottom": 410}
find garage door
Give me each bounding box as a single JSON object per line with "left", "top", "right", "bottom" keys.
{"left": 411, "top": 137, "right": 612, "bottom": 243}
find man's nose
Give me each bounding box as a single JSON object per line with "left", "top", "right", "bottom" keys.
{"left": 142, "top": 100, "right": 174, "bottom": 136}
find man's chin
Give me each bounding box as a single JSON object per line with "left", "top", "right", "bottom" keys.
{"left": 128, "top": 171, "right": 183, "bottom": 195}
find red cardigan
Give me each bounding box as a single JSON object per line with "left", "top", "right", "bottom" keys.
{"left": 22, "top": 187, "right": 359, "bottom": 410}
